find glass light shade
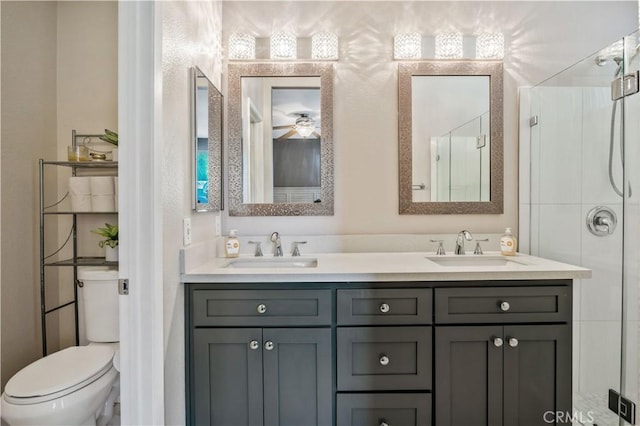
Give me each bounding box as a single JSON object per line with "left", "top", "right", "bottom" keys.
{"left": 270, "top": 31, "right": 297, "bottom": 60}
{"left": 295, "top": 115, "right": 315, "bottom": 138}
{"left": 228, "top": 33, "right": 255, "bottom": 60}
{"left": 296, "top": 125, "right": 315, "bottom": 138}
{"left": 476, "top": 32, "right": 504, "bottom": 59}
{"left": 394, "top": 32, "right": 422, "bottom": 60}
{"left": 435, "top": 32, "right": 463, "bottom": 59}
{"left": 312, "top": 31, "right": 339, "bottom": 60}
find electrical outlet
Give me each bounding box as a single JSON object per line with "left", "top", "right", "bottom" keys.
{"left": 215, "top": 215, "right": 222, "bottom": 237}
{"left": 183, "top": 218, "right": 192, "bottom": 246}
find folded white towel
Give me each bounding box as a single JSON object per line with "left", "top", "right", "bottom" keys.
{"left": 90, "top": 176, "right": 115, "bottom": 195}
{"left": 92, "top": 195, "right": 115, "bottom": 212}
{"left": 68, "top": 177, "right": 91, "bottom": 195}
{"left": 71, "top": 195, "right": 92, "bottom": 212}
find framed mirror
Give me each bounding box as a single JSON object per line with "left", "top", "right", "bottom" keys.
{"left": 227, "top": 63, "right": 334, "bottom": 216}
{"left": 192, "top": 66, "right": 223, "bottom": 212}
{"left": 398, "top": 61, "right": 503, "bottom": 214}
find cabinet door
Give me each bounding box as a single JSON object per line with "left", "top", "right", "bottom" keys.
{"left": 503, "top": 325, "right": 571, "bottom": 426}
{"left": 435, "top": 326, "right": 503, "bottom": 426}
{"left": 193, "top": 329, "right": 264, "bottom": 426}
{"left": 262, "top": 328, "right": 332, "bottom": 426}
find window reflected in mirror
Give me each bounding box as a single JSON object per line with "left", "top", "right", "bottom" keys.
{"left": 192, "top": 66, "right": 223, "bottom": 212}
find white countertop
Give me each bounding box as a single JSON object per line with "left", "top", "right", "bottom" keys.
{"left": 181, "top": 251, "right": 591, "bottom": 283}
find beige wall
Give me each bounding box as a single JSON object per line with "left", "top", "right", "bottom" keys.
{"left": 1, "top": 1, "right": 58, "bottom": 389}
{"left": 0, "top": 1, "right": 117, "bottom": 389}
{"left": 222, "top": 1, "right": 637, "bottom": 237}
{"left": 161, "top": 1, "right": 222, "bottom": 423}
{"left": 55, "top": 1, "right": 117, "bottom": 347}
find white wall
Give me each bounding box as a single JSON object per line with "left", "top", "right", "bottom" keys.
{"left": 222, "top": 1, "right": 636, "bottom": 238}
{"left": 161, "top": 1, "right": 222, "bottom": 423}
{"left": 1, "top": 1, "right": 58, "bottom": 389}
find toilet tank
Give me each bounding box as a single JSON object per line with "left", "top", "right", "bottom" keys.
{"left": 78, "top": 268, "right": 119, "bottom": 342}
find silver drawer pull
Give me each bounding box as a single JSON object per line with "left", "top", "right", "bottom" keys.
{"left": 257, "top": 304, "right": 267, "bottom": 314}
{"left": 508, "top": 337, "right": 519, "bottom": 348}
{"left": 500, "top": 301, "right": 511, "bottom": 312}
{"left": 265, "top": 341, "right": 274, "bottom": 351}
{"left": 249, "top": 340, "right": 259, "bottom": 350}
{"left": 380, "top": 303, "right": 390, "bottom": 313}
{"left": 380, "top": 421, "right": 389, "bottom": 426}
{"left": 379, "top": 355, "right": 390, "bottom": 366}
{"left": 493, "top": 337, "right": 503, "bottom": 347}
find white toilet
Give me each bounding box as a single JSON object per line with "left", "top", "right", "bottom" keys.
{"left": 2, "top": 268, "right": 120, "bottom": 426}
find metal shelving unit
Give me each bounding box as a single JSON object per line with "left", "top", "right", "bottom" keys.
{"left": 39, "top": 159, "right": 118, "bottom": 356}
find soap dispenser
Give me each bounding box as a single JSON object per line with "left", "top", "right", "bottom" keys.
{"left": 225, "top": 229, "right": 240, "bottom": 258}
{"left": 500, "top": 227, "right": 517, "bottom": 256}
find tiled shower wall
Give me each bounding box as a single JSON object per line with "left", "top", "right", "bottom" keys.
{"left": 521, "top": 85, "right": 625, "bottom": 408}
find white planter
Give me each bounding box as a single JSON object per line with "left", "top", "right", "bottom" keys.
{"left": 105, "top": 245, "right": 119, "bottom": 262}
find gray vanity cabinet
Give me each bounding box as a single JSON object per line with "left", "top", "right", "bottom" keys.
{"left": 434, "top": 286, "right": 572, "bottom": 426}
{"left": 188, "top": 289, "right": 332, "bottom": 426}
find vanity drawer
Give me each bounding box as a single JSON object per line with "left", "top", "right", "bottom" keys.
{"left": 337, "top": 288, "right": 432, "bottom": 325}
{"left": 434, "top": 286, "right": 571, "bottom": 324}
{"left": 192, "top": 289, "right": 331, "bottom": 326}
{"left": 336, "top": 393, "right": 432, "bottom": 426}
{"left": 337, "top": 327, "right": 432, "bottom": 391}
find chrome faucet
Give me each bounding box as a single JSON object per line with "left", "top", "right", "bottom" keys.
{"left": 455, "top": 230, "right": 473, "bottom": 255}
{"left": 270, "top": 232, "right": 283, "bottom": 257}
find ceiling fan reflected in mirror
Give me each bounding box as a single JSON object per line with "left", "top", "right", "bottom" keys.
{"left": 273, "top": 112, "right": 320, "bottom": 141}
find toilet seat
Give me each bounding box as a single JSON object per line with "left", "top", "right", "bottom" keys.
{"left": 4, "top": 346, "right": 114, "bottom": 405}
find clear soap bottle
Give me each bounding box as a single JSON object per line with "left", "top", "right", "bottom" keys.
{"left": 500, "top": 227, "right": 517, "bottom": 256}
{"left": 225, "top": 229, "right": 240, "bottom": 258}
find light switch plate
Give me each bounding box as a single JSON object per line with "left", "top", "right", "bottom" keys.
{"left": 183, "top": 218, "right": 192, "bottom": 246}
{"left": 215, "top": 215, "right": 222, "bottom": 237}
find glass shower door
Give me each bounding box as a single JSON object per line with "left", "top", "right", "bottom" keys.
{"left": 526, "top": 34, "right": 635, "bottom": 425}
{"left": 620, "top": 29, "right": 640, "bottom": 426}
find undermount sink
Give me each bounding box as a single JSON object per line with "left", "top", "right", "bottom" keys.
{"left": 225, "top": 257, "right": 318, "bottom": 269}
{"left": 426, "top": 255, "right": 528, "bottom": 268}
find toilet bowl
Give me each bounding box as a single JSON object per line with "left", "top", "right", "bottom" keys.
{"left": 1, "top": 345, "right": 119, "bottom": 426}
{"left": 1, "top": 268, "right": 120, "bottom": 426}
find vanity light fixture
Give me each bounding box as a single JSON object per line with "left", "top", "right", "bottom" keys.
{"left": 312, "top": 31, "right": 339, "bottom": 60}
{"left": 476, "top": 32, "right": 505, "bottom": 59}
{"left": 228, "top": 33, "right": 256, "bottom": 60}
{"left": 394, "top": 32, "right": 422, "bottom": 60}
{"left": 435, "top": 32, "right": 463, "bottom": 59}
{"left": 270, "top": 31, "right": 297, "bottom": 60}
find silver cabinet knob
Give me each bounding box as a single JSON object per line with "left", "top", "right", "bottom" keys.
{"left": 500, "top": 301, "right": 510, "bottom": 312}
{"left": 493, "top": 337, "right": 504, "bottom": 347}
{"left": 380, "top": 303, "right": 390, "bottom": 313}
{"left": 265, "top": 341, "right": 274, "bottom": 351}
{"left": 249, "top": 340, "right": 259, "bottom": 350}
{"left": 257, "top": 304, "right": 267, "bottom": 314}
{"left": 380, "top": 422, "right": 389, "bottom": 426}
{"left": 379, "top": 355, "right": 390, "bottom": 366}
{"left": 508, "top": 337, "right": 519, "bottom": 348}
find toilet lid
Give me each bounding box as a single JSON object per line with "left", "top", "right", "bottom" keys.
{"left": 5, "top": 346, "right": 114, "bottom": 398}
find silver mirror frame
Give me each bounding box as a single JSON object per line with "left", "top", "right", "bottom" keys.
{"left": 398, "top": 61, "right": 504, "bottom": 214}
{"left": 227, "top": 62, "right": 334, "bottom": 216}
{"left": 192, "top": 66, "right": 224, "bottom": 212}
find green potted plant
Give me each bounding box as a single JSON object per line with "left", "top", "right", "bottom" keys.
{"left": 98, "top": 129, "right": 118, "bottom": 161}
{"left": 92, "top": 223, "right": 118, "bottom": 262}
